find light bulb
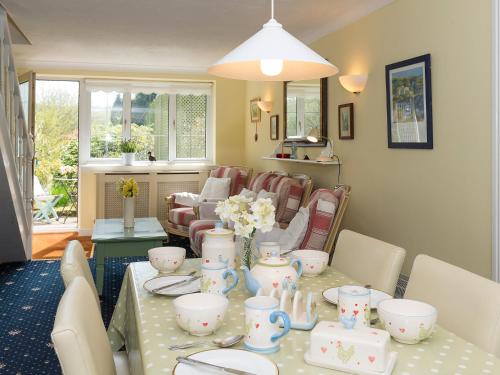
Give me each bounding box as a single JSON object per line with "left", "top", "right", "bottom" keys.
{"left": 260, "top": 59, "right": 283, "bottom": 76}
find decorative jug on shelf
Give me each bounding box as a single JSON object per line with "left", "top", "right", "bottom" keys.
{"left": 240, "top": 251, "right": 302, "bottom": 296}
{"left": 202, "top": 226, "right": 236, "bottom": 269}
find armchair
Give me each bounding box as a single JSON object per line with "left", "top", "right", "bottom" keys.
{"left": 165, "top": 166, "right": 252, "bottom": 237}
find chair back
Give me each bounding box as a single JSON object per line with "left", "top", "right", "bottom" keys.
{"left": 332, "top": 230, "right": 406, "bottom": 296}
{"left": 33, "top": 175, "right": 46, "bottom": 197}
{"left": 405, "top": 254, "right": 500, "bottom": 356}
{"left": 51, "top": 277, "right": 116, "bottom": 375}
{"left": 61, "top": 240, "right": 99, "bottom": 308}
{"left": 209, "top": 166, "right": 253, "bottom": 196}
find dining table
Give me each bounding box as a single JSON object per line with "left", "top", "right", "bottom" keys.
{"left": 108, "top": 259, "right": 500, "bottom": 374}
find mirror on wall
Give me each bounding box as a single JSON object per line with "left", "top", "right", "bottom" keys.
{"left": 283, "top": 77, "right": 327, "bottom": 146}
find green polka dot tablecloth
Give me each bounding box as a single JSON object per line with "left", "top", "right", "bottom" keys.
{"left": 107, "top": 260, "right": 500, "bottom": 374}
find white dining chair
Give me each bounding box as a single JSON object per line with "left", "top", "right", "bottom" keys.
{"left": 331, "top": 230, "right": 406, "bottom": 296}
{"left": 60, "top": 240, "right": 100, "bottom": 307}
{"left": 51, "top": 276, "right": 130, "bottom": 375}
{"left": 405, "top": 254, "right": 500, "bottom": 357}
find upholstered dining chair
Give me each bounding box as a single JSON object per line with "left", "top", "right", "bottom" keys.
{"left": 60, "top": 240, "right": 99, "bottom": 308}
{"left": 331, "top": 230, "right": 406, "bottom": 296}
{"left": 51, "top": 277, "right": 130, "bottom": 375}
{"left": 405, "top": 254, "right": 500, "bottom": 357}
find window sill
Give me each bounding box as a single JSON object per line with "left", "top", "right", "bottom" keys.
{"left": 80, "top": 161, "right": 215, "bottom": 173}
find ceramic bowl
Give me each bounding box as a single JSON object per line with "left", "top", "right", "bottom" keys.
{"left": 148, "top": 247, "right": 185, "bottom": 274}
{"left": 291, "top": 250, "right": 329, "bottom": 276}
{"left": 173, "top": 293, "right": 229, "bottom": 336}
{"left": 377, "top": 299, "right": 437, "bottom": 344}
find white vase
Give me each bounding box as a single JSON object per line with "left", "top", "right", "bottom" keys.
{"left": 122, "top": 153, "right": 135, "bottom": 166}
{"left": 123, "top": 197, "right": 135, "bottom": 228}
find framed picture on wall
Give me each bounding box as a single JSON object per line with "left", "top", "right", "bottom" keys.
{"left": 250, "top": 97, "right": 261, "bottom": 123}
{"left": 270, "top": 115, "right": 279, "bottom": 140}
{"left": 338, "top": 103, "right": 354, "bottom": 139}
{"left": 385, "top": 54, "right": 433, "bottom": 149}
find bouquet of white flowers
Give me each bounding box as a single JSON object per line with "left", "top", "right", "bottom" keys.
{"left": 215, "top": 195, "right": 275, "bottom": 268}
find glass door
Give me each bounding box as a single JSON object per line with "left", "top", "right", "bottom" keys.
{"left": 33, "top": 80, "right": 80, "bottom": 230}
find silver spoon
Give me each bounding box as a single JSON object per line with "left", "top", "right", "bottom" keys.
{"left": 169, "top": 334, "right": 244, "bottom": 351}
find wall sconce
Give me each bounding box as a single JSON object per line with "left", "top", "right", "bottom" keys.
{"left": 339, "top": 74, "right": 368, "bottom": 94}
{"left": 257, "top": 100, "right": 273, "bottom": 113}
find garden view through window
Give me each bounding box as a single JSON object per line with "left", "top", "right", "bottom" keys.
{"left": 88, "top": 81, "right": 211, "bottom": 161}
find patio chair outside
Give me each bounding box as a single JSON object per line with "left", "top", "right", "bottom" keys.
{"left": 33, "top": 176, "right": 63, "bottom": 223}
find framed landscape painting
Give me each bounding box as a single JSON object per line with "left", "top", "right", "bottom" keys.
{"left": 385, "top": 54, "right": 433, "bottom": 149}
{"left": 338, "top": 103, "right": 354, "bottom": 139}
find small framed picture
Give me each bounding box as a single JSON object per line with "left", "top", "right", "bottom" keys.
{"left": 270, "top": 115, "right": 279, "bottom": 140}
{"left": 385, "top": 54, "right": 433, "bottom": 149}
{"left": 250, "top": 97, "right": 261, "bottom": 123}
{"left": 338, "top": 103, "right": 354, "bottom": 139}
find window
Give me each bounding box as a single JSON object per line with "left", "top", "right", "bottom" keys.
{"left": 82, "top": 80, "right": 213, "bottom": 163}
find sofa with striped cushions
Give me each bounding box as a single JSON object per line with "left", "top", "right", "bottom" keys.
{"left": 188, "top": 172, "right": 313, "bottom": 255}
{"left": 165, "top": 166, "right": 252, "bottom": 237}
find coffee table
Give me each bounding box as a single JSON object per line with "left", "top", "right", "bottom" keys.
{"left": 91, "top": 217, "right": 168, "bottom": 294}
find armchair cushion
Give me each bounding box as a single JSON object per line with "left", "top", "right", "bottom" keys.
{"left": 278, "top": 206, "right": 310, "bottom": 251}
{"left": 269, "top": 176, "right": 304, "bottom": 224}
{"left": 248, "top": 172, "right": 278, "bottom": 192}
{"left": 239, "top": 188, "right": 257, "bottom": 200}
{"left": 198, "top": 201, "right": 220, "bottom": 220}
{"left": 199, "top": 177, "right": 231, "bottom": 201}
{"left": 300, "top": 192, "right": 339, "bottom": 250}
{"left": 169, "top": 207, "right": 196, "bottom": 227}
{"left": 210, "top": 166, "right": 248, "bottom": 196}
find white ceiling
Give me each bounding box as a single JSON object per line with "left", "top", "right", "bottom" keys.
{"left": 5, "top": 0, "right": 392, "bottom": 73}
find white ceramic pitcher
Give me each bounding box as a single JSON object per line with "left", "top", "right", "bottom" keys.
{"left": 202, "top": 227, "right": 236, "bottom": 268}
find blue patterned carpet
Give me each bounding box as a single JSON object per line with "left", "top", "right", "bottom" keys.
{"left": 0, "top": 235, "right": 192, "bottom": 375}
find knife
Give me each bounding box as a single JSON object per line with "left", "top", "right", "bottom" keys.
{"left": 152, "top": 275, "right": 201, "bottom": 293}
{"left": 176, "top": 356, "right": 257, "bottom": 375}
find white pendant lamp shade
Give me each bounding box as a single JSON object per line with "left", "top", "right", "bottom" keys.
{"left": 208, "top": 18, "right": 339, "bottom": 81}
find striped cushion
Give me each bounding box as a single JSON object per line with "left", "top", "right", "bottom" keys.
{"left": 300, "top": 189, "right": 340, "bottom": 250}
{"left": 248, "top": 172, "right": 277, "bottom": 192}
{"left": 210, "top": 166, "right": 247, "bottom": 196}
{"left": 168, "top": 207, "right": 196, "bottom": 227}
{"left": 269, "top": 176, "right": 304, "bottom": 224}
{"left": 189, "top": 219, "right": 218, "bottom": 256}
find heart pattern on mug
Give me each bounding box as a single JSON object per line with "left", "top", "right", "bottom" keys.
{"left": 272, "top": 282, "right": 279, "bottom": 288}
{"left": 202, "top": 322, "right": 208, "bottom": 327}
{"left": 321, "top": 347, "right": 327, "bottom": 353}
{"left": 341, "top": 308, "right": 346, "bottom": 313}
{"left": 399, "top": 328, "right": 406, "bottom": 333}
{"left": 353, "top": 310, "right": 359, "bottom": 316}
{"left": 255, "top": 323, "right": 260, "bottom": 329}
{"left": 368, "top": 356, "right": 376, "bottom": 363}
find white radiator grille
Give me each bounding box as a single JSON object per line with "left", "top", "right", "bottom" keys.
{"left": 103, "top": 181, "right": 150, "bottom": 219}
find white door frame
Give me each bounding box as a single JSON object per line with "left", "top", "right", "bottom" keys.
{"left": 492, "top": 0, "right": 500, "bottom": 282}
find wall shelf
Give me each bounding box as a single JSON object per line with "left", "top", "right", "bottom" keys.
{"left": 262, "top": 157, "right": 341, "bottom": 165}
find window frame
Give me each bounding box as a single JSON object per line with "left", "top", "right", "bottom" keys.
{"left": 79, "top": 79, "right": 214, "bottom": 165}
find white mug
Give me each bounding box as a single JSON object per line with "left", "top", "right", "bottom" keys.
{"left": 337, "top": 285, "right": 370, "bottom": 329}
{"left": 201, "top": 262, "right": 238, "bottom": 296}
{"left": 244, "top": 296, "right": 291, "bottom": 353}
{"left": 259, "top": 242, "right": 281, "bottom": 258}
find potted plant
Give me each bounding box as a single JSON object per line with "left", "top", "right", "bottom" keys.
{"left": 120, "top": 139, "right": 137, "bottom": 166}
{"left": 117, "top": 177, "right": 139, "bottom": 228}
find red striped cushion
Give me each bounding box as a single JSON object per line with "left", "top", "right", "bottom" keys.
{"left": 168, "top": 207, "right": 196, "bottom": 227}
{"left": 300, "top": 191, "right": 339, "bottom": 250}
{"left": 269, "top": 177, "right": 304, "bottom": 224}
{"left": 248, "top": 172, "right": 277, "bottom": 192}
{"left": 210, "top": 166, "right": 247, "bottom": 196}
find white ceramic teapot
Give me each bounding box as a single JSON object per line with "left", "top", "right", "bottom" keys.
{"left": 202, "top": 226, "right": 236, "bottom": 268}
{"left": 241, "top": 251, "right": 302, "bottom": 296}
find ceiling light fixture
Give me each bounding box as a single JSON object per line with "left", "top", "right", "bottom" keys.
{"left": 208, "top": 0, "right": 339, "bottom": 81}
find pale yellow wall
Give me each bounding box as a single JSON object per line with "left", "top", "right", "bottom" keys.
{"left": 25, "top": 69, "right": 246, "bottom": 232}
{"left": 244, "top": 0, "right": 492, "bottom": 277}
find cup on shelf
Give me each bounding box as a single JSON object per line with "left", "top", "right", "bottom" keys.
{"left": 244, "top": 295, "right": 291, "bottom": 353}
{"left": 201, "top": 261, "right": 239, "bottom": 296}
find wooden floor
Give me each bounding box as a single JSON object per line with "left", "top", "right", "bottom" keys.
{"left": 32, "top": 232, "right": 93, "bottom": 260}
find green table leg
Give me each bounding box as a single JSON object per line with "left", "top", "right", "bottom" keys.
{"left": 94, "top": 240, "right": 164, "bottom": 295}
